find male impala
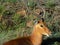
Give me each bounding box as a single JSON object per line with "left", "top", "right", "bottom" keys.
{"left": 3, "top": 19, "right": 52, "bottom": 45}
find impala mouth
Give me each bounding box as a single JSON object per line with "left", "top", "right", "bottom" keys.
{"left": 43, "top": 34, "right": 51, "bottom": 39}
{"left": 45, "top": 34, "right": 49, "bottom": 37}
{"left": 44, "top": 33, "right": 51, "bottom": 37}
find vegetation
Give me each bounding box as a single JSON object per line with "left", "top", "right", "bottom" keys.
{"left": 0, "top": 0, "right": 60, "bottom": 45}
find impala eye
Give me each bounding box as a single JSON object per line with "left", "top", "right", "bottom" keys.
{"left": 40, "top": 25, "right": 43, "bottom": 27}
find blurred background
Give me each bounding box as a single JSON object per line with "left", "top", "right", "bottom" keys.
{"left": 0, "top": 0, "right": 60, "bottom": 45}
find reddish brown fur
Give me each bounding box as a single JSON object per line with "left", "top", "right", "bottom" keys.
{"left": 3, "top": 20, "right": 51, "bottom": 45}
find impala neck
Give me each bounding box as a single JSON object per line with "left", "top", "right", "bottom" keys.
{"left": 30, "top": 27, "right": 43, "bottom": 45}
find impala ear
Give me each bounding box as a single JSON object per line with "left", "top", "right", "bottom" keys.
{"left": 37, "top": 18, "right": 44, "bottom": 23}
{"left": 41, "top": 18, "right": 44, "bottom": 22}
{"left": 33, "top": 18, "right": 44, "bottom": 24}
{"left": 33, "top": 19, "right": 38, "bottom": 24}
{"left": 33, "top": 20, "right": 40, "bottom": 24}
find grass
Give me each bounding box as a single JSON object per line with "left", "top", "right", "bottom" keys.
{"left": 0, "top": 0, "right": 60, "bottom": 45}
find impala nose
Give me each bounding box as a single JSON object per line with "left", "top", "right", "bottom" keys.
{"left": 46, "top": 32, "right": 52, "bottom": 37}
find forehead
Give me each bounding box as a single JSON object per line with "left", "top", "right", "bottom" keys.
{"left": 36, "top": 23, "right": 43, "bottom": 27}
{"left": 36, "top": 22, "right": 47, "bottom": 27}
{"left": 38, "top": 21, "right": 44, "bottom": 25}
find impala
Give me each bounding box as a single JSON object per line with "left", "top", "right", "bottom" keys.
{"left": 3, "top": 19, "right": 52, "bottom": 45}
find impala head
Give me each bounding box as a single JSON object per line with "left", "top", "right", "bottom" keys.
{"left": 34, "top": 19, "right": 52, "bottom": 37}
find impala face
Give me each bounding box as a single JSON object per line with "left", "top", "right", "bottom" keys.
{"left": 35, "top": 20, "right": 52, "bottom": 37}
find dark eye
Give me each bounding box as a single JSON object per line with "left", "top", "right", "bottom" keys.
{"left": 40, "top": 25, "right": 43, "bottom": 27}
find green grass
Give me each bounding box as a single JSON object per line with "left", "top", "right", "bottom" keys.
{"left": 0, "top": 0, "right": 60, "bottom": 45}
